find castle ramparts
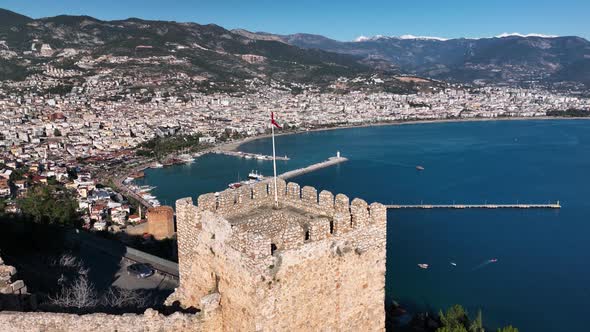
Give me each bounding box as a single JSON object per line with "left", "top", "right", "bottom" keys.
{"left": 0, "top": 180, "right": 387, "bottom": 332}
{"left": 171, "top": 178, "right": 387, "bottom": 331}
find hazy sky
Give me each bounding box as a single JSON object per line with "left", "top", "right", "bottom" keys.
{"left": 2, "top": 0, "right": 588, "bottom": 41}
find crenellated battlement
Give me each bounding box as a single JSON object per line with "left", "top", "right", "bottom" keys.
{"left": 172, "top": 179, "right": 387, "bottom": 331}
{"left": 179, "top": 179, "right": 386, "bottom": 262}
{"left": 195, "top": 179, "right": 385, "bottom": 226}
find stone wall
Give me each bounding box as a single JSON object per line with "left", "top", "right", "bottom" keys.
{"left": 0, "top": 304, "right": 221, "bottom": 332}
{"left": 0, "top": 254, "right": 33, "bottom": 311}
{"left": 173, "top": 180, "right": 387, "bottom": 331}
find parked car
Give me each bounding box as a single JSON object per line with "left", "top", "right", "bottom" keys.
{"left": 127, "top": 263, "right": 155, "bottom": 278}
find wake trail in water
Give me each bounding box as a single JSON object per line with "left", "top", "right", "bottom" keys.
{"left": 471, "top": 260, "right": 493, "bottom": 271}
{"left": 380, "top": 161, "right": 416, "bottom": 168}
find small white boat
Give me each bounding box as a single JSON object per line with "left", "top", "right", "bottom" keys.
{"left": 418, "top": 264, "right": 429, "bottom": 269}
{"left": 248, "top": 170, "right": 264, "bottom": 181}
{"left": 450, "top": 262, "right": 457, "bottom": 266}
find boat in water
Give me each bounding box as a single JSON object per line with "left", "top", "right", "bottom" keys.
{"left": 418, "top": 263, "right": 429, "bottom": 269}
{"left": 450, "top": 262, "right": 457, "bottom": 266}
{"left": 248, "top": 170, "right": 264, "bottom": 181}
{"left": 489, "top": 258, "right": 498, "bottom": 263}
{"left": 228, "top": 182, "right": 242, "bottom": 189}
{"left": 416, "top": 165, "right": 425, "bottom": 171}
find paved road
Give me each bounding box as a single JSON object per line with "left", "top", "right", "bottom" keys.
{"left": 112, "top": 260, "right": 178, "bottom": 291}
{"left": 78, "top": 243, "right": 178, "bottom": 293}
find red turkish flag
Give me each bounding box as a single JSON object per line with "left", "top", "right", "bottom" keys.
{"left": 271, "top": 112, "right": 281, "bottom": 129}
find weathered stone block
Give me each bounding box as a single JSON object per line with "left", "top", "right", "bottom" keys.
{"left": 351, "top": 198, "right": 370, "bottom": 228}
{"left": 218, "top": 190, "right": 236, "bottom": 209}
{"left": 333, "top": 211, "right": 352, "bottom": 235}
{"left": 369, "top": 202, "right": 387, "bottom": 224}
{"left": 309, "top": 217, "right": 330, "bottom": 241}
{"left": 0, "top": 285, "right": 12, "bottom": 294}
{"left": 286, "top": 182, "right": 300, "bottom": 199}
{"left": 10, "top": 280, "right": 25, "bottom": 292}
{"left": 197, "top": 193, "right": 216, "bottom": 212}
{"left": 301, "top": 186, "right": 318, "bottom": 204}
{"left": 244, "top": 232, "right": 271, "bottom": 259}
{"left": 281, "top": 223, "right": 304, "bottom": 249}
{"left": 334, "top": 193, "right": 350, "bottom": 214}
{"left": 200, "top": 292, "right": 221, "bottom": 315}
{"left": 252, "top": 182, "right": 269, "bottom": 199}
{"left": 318, "top": 190, "right": 335, "bottom": 212}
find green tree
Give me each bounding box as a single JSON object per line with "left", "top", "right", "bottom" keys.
{"left": 435, "top": 305, "right": 517, "bottom": 332}
{"left": 9, "top": 166, "right": 29, "bottom": 182}
{"left": 54, "top": 128, "right": 62, "bottom": 137}
{"left": 437, "top": 327, "right": 468, "bottom": 332}
{"left": 469, "top": 310, "right": 484, "bottom": 332}
{"left": 18, "top": 185, "right": 80, "bottom": 226}
{"left": 439, "top": 304, "right": 469, "bottom": 330}
{"left": 135, "top": 134, "right": 204, "bottom": 159}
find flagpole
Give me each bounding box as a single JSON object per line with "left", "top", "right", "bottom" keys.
{"left": 271, "top": 120, "right": 278, "bottom": 206}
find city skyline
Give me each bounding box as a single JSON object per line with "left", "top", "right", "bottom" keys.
{"left": 1, "top": 0, "right": 589, "bottom": 41}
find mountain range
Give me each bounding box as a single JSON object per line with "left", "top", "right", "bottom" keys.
{"left": 1, "top": 8, "right": 589, "bottom": 89}
{"left": 0, "top": 8, "right": 371, "bottom": 85}
{"left": 236, "top": 31, "right": 590, "bottom": 87}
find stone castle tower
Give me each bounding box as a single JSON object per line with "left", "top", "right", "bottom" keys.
{"left": 169, "top": 177, "right": 387, "bottom": 331}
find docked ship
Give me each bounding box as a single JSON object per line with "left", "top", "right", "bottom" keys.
{"left": 248, "top": 170, "right": 264, "bottom": 181}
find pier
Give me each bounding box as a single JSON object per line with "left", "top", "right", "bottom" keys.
{"left": 213, "top": 150, "right": 290, "bottom": 161}
{"left": 386, "top": 202, "right": 561, "bottom": 209}
{"left": 278, "top": 156, "right": 348, "bottom": 180}
{"left": 114, "top": 176, "right": 154, "bottom": 208}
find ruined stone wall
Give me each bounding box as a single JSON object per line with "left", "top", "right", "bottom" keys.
{"left": 0, "top": 254, "right": 32, "bottom": 311}
{"left": 254, "top": 193, "right": 387, "bottom": 331}
{"left": 258, "top": 234, "right": 386, "bottom": 331}
{"left": 171, "top": 206, "right": 269, "bottom": 331}
{"left": 175, "top": 197, "right": 200, "bottom": 286}
{"left": 173, "top": 180, "right": 388, "bottom": 331}
{"left": 0, "top": 306, "right": 221, "bottom": 332}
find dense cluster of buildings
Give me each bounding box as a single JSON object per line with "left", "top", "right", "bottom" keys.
{"left": 0, "top": 67, "right": 589, "bottom": 235}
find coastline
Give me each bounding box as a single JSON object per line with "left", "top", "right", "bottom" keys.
{"left": 114, "top": 115, "right": 589, "bottom": 207}
{"left": 221, "top": 115, "right": 590, "bottom": 152}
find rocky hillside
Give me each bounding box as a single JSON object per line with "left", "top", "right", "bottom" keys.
{"left": 0, "top": 9, "right": 375, "bottom": 85}
{"left": 254, "top": 32, "right": 590, "bottom": 87}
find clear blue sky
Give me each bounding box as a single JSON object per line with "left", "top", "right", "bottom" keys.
{"left": 2, "top": 0, "right": 588, "bottom": 41}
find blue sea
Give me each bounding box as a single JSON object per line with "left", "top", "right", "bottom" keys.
{"left": 135, "top": 119, "right": 590, "bottom": 331}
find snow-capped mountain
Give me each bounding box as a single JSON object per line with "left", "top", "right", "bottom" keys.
{"left": 277, "top": 32, "right": 590, "bottom": 86}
